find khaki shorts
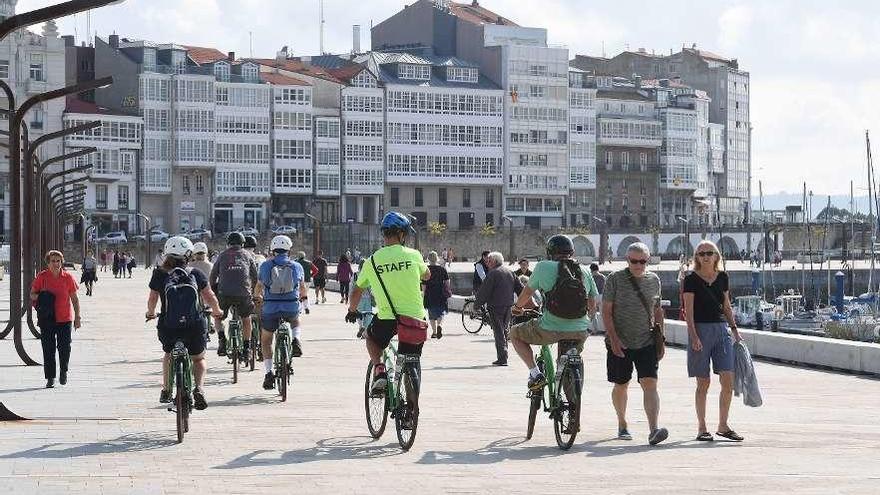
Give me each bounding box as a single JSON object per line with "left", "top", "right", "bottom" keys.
{"left": 509, "top": 318, "right": 587, "bottom": 351}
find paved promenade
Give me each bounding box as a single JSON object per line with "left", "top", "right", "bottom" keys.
{"left": 0, "top": 269, "right": 878, "bottom": 494}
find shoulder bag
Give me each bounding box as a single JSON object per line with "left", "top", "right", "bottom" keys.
{"left": 627, "top": 270, "right": 665, "bottom": 361}
{"left": 371, "top": 256, "right": 428, "bottom": 345}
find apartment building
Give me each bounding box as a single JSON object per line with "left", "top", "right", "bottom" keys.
{"left": 62, "top": 99, "right": 142, "bottom": 234}
{"left": 0, "top": 18, "right": 66, "bottom": 235}
{"left": 362, "top": 51, "right": 504, "bottom": 229}
{"left": 567, "top": 68, "right": 597, "bottom": 227}
{"left": 372, "top": 0, "right": 569, "bottom": 229}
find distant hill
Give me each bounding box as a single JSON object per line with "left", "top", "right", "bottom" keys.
{"left": 751, "top": 193, "right": 871, "bottom": 218}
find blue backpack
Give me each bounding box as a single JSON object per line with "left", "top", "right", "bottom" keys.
{"left": 163, "top": 267, "right": 200, "bottom": 329}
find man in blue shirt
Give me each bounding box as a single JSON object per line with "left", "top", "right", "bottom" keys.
{"left": 257, "top": 235, "right": 307, "bottom": 390}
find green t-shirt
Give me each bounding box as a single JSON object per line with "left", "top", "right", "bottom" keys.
{"left": 528, "top": 260, "right": 598, "bottom": 332}
{"left": 356, "top": 244, "right": 428, "bottom": 320}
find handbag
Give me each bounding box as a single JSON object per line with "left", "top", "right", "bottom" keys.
{"left": 371, "top": 256, "right": 428, "bottom": 345}
{"left": 627, "top": 269, "right": 665, "bottom": 361}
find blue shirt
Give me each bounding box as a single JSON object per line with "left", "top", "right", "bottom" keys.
{"left": 258, "top": 254, "right": 303, "bottom": 315}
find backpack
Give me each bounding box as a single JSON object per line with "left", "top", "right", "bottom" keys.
{"left": 544, "top": 259, "right": 588, "bottom": 319}
{"left": 163, "top": 267, "right": 200, "bottom": 329}
{"left": 267, "top": 259, "right": 295, "bottom": 297}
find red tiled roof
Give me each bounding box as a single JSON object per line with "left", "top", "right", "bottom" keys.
{"left": 684, "top": 48, "right": 730, "bottom": 63}
{"left": 260, "top": 72, "right": 310, "bottom": 86}
{"left": 182, "top": 45, "right": 228, "bottom": 65}
{"left": 448, "top": 1, "right": 517, "bottom": 27}
{"left": 247, "top": 58, "right": 343, "bottom": 84}
{"left": 64, "top": 97, "right": 131, "bottom": 116}
{"left": 326, "top": 64, "right": 368, "bottom": 83}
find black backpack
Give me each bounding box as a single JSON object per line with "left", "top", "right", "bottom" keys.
{"left": 545, "top": 259, "right": 588, "bottom": 319}
{"left": 163, "top": 267, "right": 200, "bottom": 330}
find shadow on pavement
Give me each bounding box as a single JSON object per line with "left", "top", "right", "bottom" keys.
{"left": 425, "top": 364, "right": 497, "bottom": 371}
{"left": 213, "top": 436, "right": 402, "bottom": 469}
{"left": 208, "top": 394, "right": 279, "bottom": 407}
{"left": 107, "top": 358, "right": 163, "bottom": 366}
{"left": 0, "top": 386, "right": 49, "bottom": 394}
{"left": 0, "top": 432, "right": 176, "bottom": 459}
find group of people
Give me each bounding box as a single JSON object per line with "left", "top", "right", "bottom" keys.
{"left": 96, "top": 248, "right": 137, "bottom": 278}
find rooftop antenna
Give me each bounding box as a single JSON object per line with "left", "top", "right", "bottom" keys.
{"left": 319, "top": 0, "right": 325, "bottom": 55}
{"left": 86, "top": 9, "right": 91, "bottom": 47}
{"left": 601, "top": 40, "right": 606, "bottom": 58}
{"left": 249, "top": 31, "right": 253, "bottom": 58}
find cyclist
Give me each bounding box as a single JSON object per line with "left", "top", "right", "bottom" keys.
{"left": 209, "top": 232, "right": 259, "bottom": 357}
{"left": 346, "top": 212, "right": 431, "bottom": 396}
{"left": 255, "top": 235, "right": 307, "bottom": 390}
{"left": 510, "top": 235, "right": 598, "bottom": 391}
{"left": 188, "top": 242, "right": 213, "bottom": 278}
{"left": 146, "top": 236, "right": 223, "bottom": 409}
{"left": 295, "top": 251, "right": 313, "bottom": 315}
{"left": 244, "top": 235, "right": 266, "bottom": 265}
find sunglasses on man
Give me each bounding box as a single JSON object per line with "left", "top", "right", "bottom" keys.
{"left": 627, "top": 258, "right": 648, "bottom": 265}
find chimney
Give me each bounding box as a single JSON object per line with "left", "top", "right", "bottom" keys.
{"left": 61, "top": 35, "right": 74, "bottom": 47}
{"left": 472, "top": 0, "right": 479, "bottom": 6}
{"left": 108, "top": 34, "right": 119, "bottom": 48}
{"left": 276, "top": 45, "right": 289, "bottom": 62}
{"left": 634, "top": 75, "right": 642, "bottom": 89}
{"left": 227, "top": 51, "right": 235, "bottom": 61}
{"left": 352, "top": 25, "right": 361, "bottom": 54}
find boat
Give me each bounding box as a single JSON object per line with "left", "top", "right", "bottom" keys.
{"left": 733, "top": 295, "right": 774, "bottom": 329}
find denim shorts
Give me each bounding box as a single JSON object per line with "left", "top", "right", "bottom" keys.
{"left": 261, "top": 311, "right": 299, "bottom": 332}
{"left": 426, "top": 305, "right": 446, "bottom": 320}
{"left": 687, "top": 322, "right": 734, "bottom": 377}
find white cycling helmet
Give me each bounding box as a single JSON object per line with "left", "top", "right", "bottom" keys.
{"left": 270, "top": 235, "right": 293, "bottom": 252}
{"left": 164, "top": 236, "right": 194, "bottom": 258}
{"left": 192, "top": 242, "right": 208, "bottom": 255}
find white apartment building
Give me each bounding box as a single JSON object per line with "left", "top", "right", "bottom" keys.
{"left": 63, "top": 101, "right": 142, "bottom": 234}
{"left": 0, "top": 14, "right": 66, "bottom": 236}
{"left": 365, "top": 51, "right": 504, "bottom": 229}
{"left": 567, "top": 67, "right": 597, "bottom": 226}
{"left": 338, "top": 66, "right": 383, "bottom": 224}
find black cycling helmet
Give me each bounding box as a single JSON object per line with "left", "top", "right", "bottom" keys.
{"left": 227, "top": 231, "right": 245, "bottom": 246}
{"left": 546, "top": 234, "right": 574, "bottom": 259}
{"left": 244, "top": 235, "right": 258, "bottom": 249}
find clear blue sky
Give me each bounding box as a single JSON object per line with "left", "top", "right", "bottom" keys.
{"left": 17, "top": 0, "right": 880, "bottom": 196}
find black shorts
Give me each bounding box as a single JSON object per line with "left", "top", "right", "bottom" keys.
{"left": 606, "top": 343, "right": 658, "bottom": 384}
{"left": 219, "top": 295, "right": 255, "bottom": 318}
{"left": 158, "top": 322, "right": 207, "bottom": 355}
{"left": 313, "top": 277, "right": 326, "bottom": 288}
{"left": 366, "top": 318, "right": 424, "bottom": 355}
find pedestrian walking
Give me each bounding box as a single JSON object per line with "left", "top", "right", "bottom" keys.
{"left": 81, "top": 250, "right": 98, "bottom": 296}
{"left": 589, "top": 263, "right": 605, "bottom": 330}
{"left": 602, "top": 242, "right": 669, "bottom": 446}
{"left": 99, "top": 249, "right": 108, "bottom": 272}
{"left": 112, "top": 249, "right": 120, "bottom": 278}
{"left": 441, "top": 248, "right": 448, "bottom": 267}
{"left": 337, "top": 254, "right": 353, "bottom": 304}
{"left": 472, "top": 250, "right": 490, "bottom": 294}
{"left": 514, "top": 258, "right": 532, "bottom": 278}
{"left": 31, "top": 250, "right": 81, "bottom": 388}
{"left": 126, "top": 253, "right": 136, "bottom": 278}
{"left": 312, "top": 251, "right": 328, "bottom": 304}
{"left": 683, "top": 240, "right": 744, "bottom": 442}
{"left": 422, "top": 251, "right": 450, "bottom": 339}
{"left": 474, "top": 252, "right": 520, "bottom": 366}
{"left": 295, "top": 251, "right": 313, "bottom": 315}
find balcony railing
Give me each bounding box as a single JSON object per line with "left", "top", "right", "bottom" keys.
{"left": 141, "top": 64, "right": 264, "bottom": 84}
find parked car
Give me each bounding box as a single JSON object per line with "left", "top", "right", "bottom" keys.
{"left": 134, "top": 229, "right": 169, "bottom": 242}
{"left": 237, "top": 227, "right": 259, "bottom": 237}
{"left": 271, "top": 225, "right": 297, "bottom": 235}
{"left": 184, "top": 228, "right": 212, "bottom": 240}
{"left": 98, "top": 231, "right": 127, "bottom": 244}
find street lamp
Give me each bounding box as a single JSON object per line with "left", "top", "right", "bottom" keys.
{"left": 593, "top": 216, "right": 608, "bottom": 263}
{"left": 137, "top": 213, "right": 152, "bottom": 269}
{"left": 676, "top": 216, "right": 691, "bottom": 258}
{"left": 501, "top": 215, "right": 514, "bottom": 264}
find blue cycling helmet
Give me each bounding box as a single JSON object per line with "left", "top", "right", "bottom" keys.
{"left": 381, "top": 211, "right": 415, "bottom": 235}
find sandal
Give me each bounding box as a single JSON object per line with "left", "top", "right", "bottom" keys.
{"left": 716, "top": 430, "right": 744, "bottom": 442}
{"left": 696, "top": 432, "right": 714, "bottom": 441}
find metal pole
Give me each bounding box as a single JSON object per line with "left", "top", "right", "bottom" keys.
{"left": 137, "top": 213, "right": 151, "bottom": 270}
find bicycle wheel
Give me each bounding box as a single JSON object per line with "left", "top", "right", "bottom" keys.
{"left": 461, "top": 300, "right": 485, "bottom": 334}
{"left": 249, "top": 333, "right": 257, "bottom": 371}
{"left": 553, "top": 365, "right": 582, "bottom": 450}
{"left": 526, "top": 393, "right": 542, "bottom": 440}
{"left": 175, "top": 361, "right": 186, "bottom": 444}
{"left": 232, "top": 347, "right": 239, "bottom": 384}
{"left": 395, "top": 365, "right": 419, "bottom": 451}
{"left": 364, "top": 362, "right": 388, "bottom": 439}
{"left": 278, "top": 347, "right": 289, "bottom": 402}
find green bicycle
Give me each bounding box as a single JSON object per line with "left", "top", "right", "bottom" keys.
{"left": 523, "top": 313, "right": 584, "bottom": 450}
{"left": 364, "top": 341, "right": 420, "bottom": 451}
{"left": 274, "top": 320, "right": 295, "bottom": 402}
{"left": 226, "top": 306, "right": 246, "bottom": 384}
{"left": 249, "top": 314, "right": 262, "bottom": 371}
{"left": 167, "top": 339, "right": 193, "bottom": 444}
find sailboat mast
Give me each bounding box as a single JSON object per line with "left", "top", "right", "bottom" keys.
{"left": 825, "top": 195, "right": 831, "bottom": 304}
{"left": 867, "top": 131, "right": 875, "bottom": 295}
{"left": 760, "top": 181, "right": 766, "bottom": 298}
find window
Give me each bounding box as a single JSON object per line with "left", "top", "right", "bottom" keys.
{"left": 485, "top": 189, "right": 494, "bottom": 208}
{"left": 29, "top": 53, "right": 44, "bottom": 81}
{"left": 241, "top": 64, "right": 258, "bottom": 82}
{"left": 439, "top": 188, "right": 447, "bottom": 207}
{"left": 118, "top": 185, "right": 129, "bottom": 210}
{"left": 529, "top": 85, "right": 544, "bottom": 98}
{"left": 414, "top": 187, "right": 423, "bottom": 207}
{"left": 485, "top": 213, "right": 494, "bottom": 226}
{"left": 462, "top": 188, "right": 471, "bottom": 208}
{"left": 274, "top": 87, "right": 310, "bottom": 105}
{"left": 438, "top": 212, "right": 447, "bottom": 225}
{"left": 182, "top": 175, "right": 191, "bottom": 195}
{"left": 316, "top": 119, "right": 340, "bottom": 138}
{"left": 142, "top": 49, "right": 156, "bottom": 70}
{"left": 398, "top": 63, "right": 430, "bottom": 80}
{"left": 446, "top": 67, "right": 478, "bottom": 83}
{"left": 214, "top": 62, "right": 230, "bottom": 81}
{"left": 605, "top": 151, "right": 613, "bottom": 170}
{"left": 95, "top": 185, "right": 108, "bottom": 210}
{"left": 390, "top": 187, "right": 399, "bottom": 207}
{"left": 621, "top": 151, "right": 629, "bottom": 171}
{"left": 30, "top": 105, "right": 44, "bottom": 129}
{"left": 195, "top": 174, "right": 204, "bottom": 195}
{"left": 0, "top": 59, "right": 8, "bottom": 79}
{"left": 640, "top": 152, "right": 648, "bottom": 171}
{"left": 273, "top": 140, "right": 311, "bottom": 160}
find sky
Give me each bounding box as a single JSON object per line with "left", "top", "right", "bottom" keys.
{"left": 15, "top": 0, "right": 880, "bottom": 196}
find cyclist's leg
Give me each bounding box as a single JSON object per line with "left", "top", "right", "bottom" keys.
{"left": 509, "top": 318, "right": 542, "bottom": 369}
{"left": 157, "top": 327, "right": 173, "bottom": 391}
{"left": 185, "top": 322, "right": 208, "bottom": 389}
{"left": 286, "top": 314, "right": 303, "bottom": 356}
{"left": 261, "top": 312, "right": 279, "bottom": 371}
{"left": 365, "top": 318, "right": 394, "bottom": 366}
{"left": 239, "top": 298, "right": 255, "bottom": 343}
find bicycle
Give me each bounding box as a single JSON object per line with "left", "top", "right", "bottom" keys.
{"left": 522, "top": 313, "right": 584, "bottom": 450}
{"left": 461, "top": 298, "right": 490, "bottom": 334}
{"left": 274, "top": 319, "right": 295, "bottom": 402}
{"left": 225, "top": 306, "right": 246, "bottom": 384}
{"left": 147, "top": 314, "right": 193, "bottom": 444}
{"left": 249, "top": 314, "right": 262, "bottom": 371}
{"left": 364, "top": 340, "right": 420, "bottom": 451}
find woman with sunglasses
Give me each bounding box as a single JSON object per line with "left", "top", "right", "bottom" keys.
{"left": 682, "top": 240, "right": 744, "bottom": 442}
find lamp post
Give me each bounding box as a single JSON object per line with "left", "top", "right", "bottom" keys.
{"left": 137, "top": 213, "right": 151, "bottom": 270}
{"left": 305, "top": 213, "right": 321, "bottom": 258}
{"left": 501, "top": 215, "right": 514, "bottom": 264}
{"left": 78, "top": 212, "right": 89, "bottom": 256}
{"left": 593, "top": 216, "right": 608, "bottom": 263}
{"left": 405, "top": 214, "right": 420, "bottom": 253}
{"left": 677, "top": 216, "right": 691, "bottom": 259}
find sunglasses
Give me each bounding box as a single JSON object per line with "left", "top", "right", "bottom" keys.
{"left": 697, "top": 251, "right": 717, "bottom": 257}
{"left": 627, "top": 258, "right": 648, "bottom": 265}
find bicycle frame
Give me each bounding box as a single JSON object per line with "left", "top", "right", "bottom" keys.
{"left": 538, "top": 344, "right": 557, "bottom": 408}
{"left": 166, "top": 341, "right": 193, "bottom": 400}
{"left": 274, "top": 323, "right": 292, "bottom": 366}
{"left": 380, "top": 343, "right": 399, "bottom": 410}
{"left": 227, "top": 307, "right": 243, "bottom": 356}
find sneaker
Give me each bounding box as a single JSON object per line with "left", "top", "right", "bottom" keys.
{"left": 436, "top": 325, "right": 443, "bottom": 339}
{"left": 617, "top": 428, "right": 633, "bottom": 440}
{"left": 193, "top": 388, "right": 208, "bottom": 410}
{"left": 45, "top": 378, "right": 54, "bottom": 389}
{"left": 159, "top": 389, "right": 172, "bottom": 403}
{"left": 649, "top": 427, "right": 669, "bottom": 446}
{"left": 527, "top": 372, "right": 546, "bottom": 391}
{"left": 305, "top": 307, "right": 310, "bottom": 315}
{"left": 59, "top": 371, "right": 67, "bottom": 385}
{"left": 217, "top": 335, "right": 227, "bottom": 357}
{"left": 263, "top": 372, "right": 275, "bottom": 390}
{"left": 322, "top": 297, "right": 326, "bottom": 303}
{"left": 492, "top": 360, "right": 508, "bottom": 366}
{"left": 291, "top": 338, "right": 303, "bottom": 357}
{"left": 370, "top": 371, "right": 388, "bottom": 396}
